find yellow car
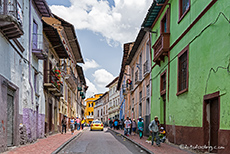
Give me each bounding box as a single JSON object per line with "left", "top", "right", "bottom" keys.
{"left": 90, "top": 120, "right": 103, "bottom": 131}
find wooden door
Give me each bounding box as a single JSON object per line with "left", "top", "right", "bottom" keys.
{"left": 210, "top": 98, "right": 219, "bottom": 153}
{"left": 7, "top": 89, "right": 14, "bottom": 147}
{"left": 48, "top": 102, "right": 52, "bottom": 132}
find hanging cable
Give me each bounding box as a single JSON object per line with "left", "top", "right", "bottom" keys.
{"left": 151, "top": 12, "right": 230, "bottom": 80}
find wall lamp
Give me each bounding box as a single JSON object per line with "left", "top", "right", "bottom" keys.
{"left": 141, "top": 27, "right": 157, "bottom": 35}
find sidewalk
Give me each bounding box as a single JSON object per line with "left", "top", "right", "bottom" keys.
{"left": 3, "top": 130, "right": 82, "bottom": 154}
{"left": 110, "top": 128, "right": 197, "bottom": 154}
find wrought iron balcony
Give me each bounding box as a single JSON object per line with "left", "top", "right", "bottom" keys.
{"left": 135, "top": 70, "right": 141, "bottom": 84}
{"left": 0, "top": 0, "right": 23, "bottom": 39}
{"left": 152, "top": 33, "right": 170, "bottom": 65}
{"left": 143, "top": 60, "right": 150, "bottom": 76}
{"left": 32, "top": 35, "right": 48, "bottom": 60}
{"left": 65, "top": 67, "right": 78, "bottom": 91}
{"left": 43, "top": 69, "right": 63, "bottom": 97}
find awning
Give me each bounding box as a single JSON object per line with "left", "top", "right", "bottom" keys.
{"left": 43, "top": 20, "right": 69, "bottom": 58}
{"left": 34, "top": 0, "right": 52, "bottom": 17}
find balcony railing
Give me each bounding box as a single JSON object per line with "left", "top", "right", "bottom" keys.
{"left": 152, "top": 33, "right": 170, "bottom": 65}
{"left": 0, "top": 0, "right": 23, "bottom": 39}
{"left": 143, "top": 60, "right": 149, "bottom": 76}
{"left": 135, "top": 70, "right": 141, "bottom": 84}
{"left": 44, "top": 69, "right": 63, "bottom": 97}
{"left": 32, "top": 34, "right": 48, "bottom": 60}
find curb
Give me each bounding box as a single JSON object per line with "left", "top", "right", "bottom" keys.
{"left": 109, "top": 128, "right": 154, "bottom": 154}
{"left": 52, "top": 132, "right": 82, "bottom": 154}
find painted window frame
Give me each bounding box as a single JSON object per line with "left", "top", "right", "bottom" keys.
{"left": 160, "top": 8, "right": 170, "bottom": 34}
{"left": 160, "top": 70, "right": 167, "bottom": 96}
{"left": 177, "top": 45, "right": 189, "bottom": 96}
{"left": 32, "top": 20, "right": 38, "bottom": 49}
{"left": 178, "top": 0, "right": 191, "bottom": 23}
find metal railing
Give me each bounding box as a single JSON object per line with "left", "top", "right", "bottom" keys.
{"left": 44, "top": 69, "right": 63, "bottom": 93}
{"left": 0, "top": 0, "right": 23, "bottom": 25}
{"left": 143, "top": 60, "right": 149, "bottom": 74}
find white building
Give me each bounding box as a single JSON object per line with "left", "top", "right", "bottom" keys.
{"left": 0, "top": 0, "right": 51, "bottom": 152}
{"left": 106, "top": 77, "right": 120, "bottom": 120}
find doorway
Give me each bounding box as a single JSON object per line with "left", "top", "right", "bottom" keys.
{"left": 203, "top": 92, "right": 220, "bottom": 153}
{"left": 48, "top": 102, "right": 52, "bottom": 132}
{"left": 7, "top": 88, "right": 14, "bottom": 147}
{"left": 161, "top": 94, "right": 166, "bottom": 129}
{"left": 36, "top": 106, "right": 39, "bottom": 138}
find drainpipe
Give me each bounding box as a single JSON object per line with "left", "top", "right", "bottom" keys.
{"left": 28, "top": 0, "right": 33, "bottom": 106}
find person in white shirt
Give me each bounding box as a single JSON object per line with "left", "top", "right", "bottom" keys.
{"left": 124, "top": 117, "right": 131, "bottom": 136}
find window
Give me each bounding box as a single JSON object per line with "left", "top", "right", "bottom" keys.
{"left": 177, "top": 45, "right": 189, "bottom": 95}
{"left": 146, "top": 98, "right": 150, "bottom": 115}
{"left": 179, "top": 0, "right": 190, "bottom": 22}
{"left": 139, "top": 53, "right": 142, "bottom": 80}
{"left": 32, "top": 20, "right": 38, "bottom": 49}
{"left": 91, "top": 112, "right": 94, "bottom": 116}
{"left": 160, "top": 70, "right": 167, "bottom": 96}
{"left": 161, "top": 9, "right": 170, "bottom": 33}
{"left": 88, "top": 112, "right": 90, "bottom": 115}
{"left": 34, "top": 71, "right": 39, "bottom": 94}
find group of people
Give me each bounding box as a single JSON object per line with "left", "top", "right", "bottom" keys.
{"left": 61, "top": 116, "right": 86, "bottom": 135}
{"left": 111, "top": 115, "right": 166, "bottom": 147}
{"left": 123, "top": 117, "right": 144, "bottom": 138}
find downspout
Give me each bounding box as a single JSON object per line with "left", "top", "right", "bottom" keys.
{"left": 29, "top": 0, "right": 33, "bottom": 105}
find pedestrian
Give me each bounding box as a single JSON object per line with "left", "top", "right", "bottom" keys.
{"left": 132, "top": 119, "right": 137, "bottom": 135}
{"left": 70, "top": 117, "right": 75, "bottom": 135}
{"left": 61, "top": 116, "right": 67, "bottom": 134}
{"left": 138, "top": 118, "right": 144, "bottom": 138}
{"left": 119, "top": 120, "right": 122, "bottom": 130}
{"left": 129, "top": 118, "right": 132, "bottom": 135}
{"left": 159, "top": 127, "right": 166, "bottom": 143}
{"left": 75, "top": 117, "right": 81, "bottom": 130}
{"left": 81, "top": 118, "right": 85, "bottom": 130}
{"left": 109, "top": 118, "right": 113, "bottom": 128}
{"left": 149, "top": 116, "right": 161, "bottom": 146}
{"left": 113, "top": 118, "right": 115, "bottom": 130}
{"left": 114, "top": 119, "right": 119, "bottom": 130}
{"left": 124, "top": 117, "right": 131, "bottom": 136}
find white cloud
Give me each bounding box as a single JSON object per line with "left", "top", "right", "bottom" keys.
{"left": 93, "top": 69, "right": 114, "bottom": 88}
{"left": 82, "top": 58, "right": 100, "bottom": 71}
{"left": 50, "top": 0, "right": 152, "bottom": 45}
{"left": 85, "top": 78, "right": 98, "bottom": 98}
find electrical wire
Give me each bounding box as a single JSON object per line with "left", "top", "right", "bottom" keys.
{"left": 205, "top": 61, "right": 230, "bottom": 94}
{"left": 151, "top": 12, "right": 230, "bottom": 80}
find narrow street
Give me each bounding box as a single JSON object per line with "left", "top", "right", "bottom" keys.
{"left": 59, "top": 128, "right": 148, "bottom": 154}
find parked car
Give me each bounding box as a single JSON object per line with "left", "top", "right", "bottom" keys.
{"left": 90, "top": 120, "right": 103, "bottom": 131}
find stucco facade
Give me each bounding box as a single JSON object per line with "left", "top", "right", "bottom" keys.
{"left": 84, "top": 94, "right": 103, "bottom": 124}
{"left": 0, "top": 0, "right": 51, "bottom": 152}
{"left": 142, "top": 0, "right": 230, "bottom": 153}
{"left": 106, "top": 77, "right": 120, "bottom": 120}
{"left": 125, "top": 31, "right": 151, "bottom": 135}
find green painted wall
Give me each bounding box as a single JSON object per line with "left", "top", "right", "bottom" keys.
{"left": 151, "top": 0, "right": 230, "bottom": 129}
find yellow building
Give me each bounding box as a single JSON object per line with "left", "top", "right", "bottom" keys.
{"left": 84, "top": 94, "right": 103, "bottom": 124}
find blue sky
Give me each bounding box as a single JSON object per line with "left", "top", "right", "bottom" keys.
{"left": 47, "top": 0, "right": 152, "bottom": 97}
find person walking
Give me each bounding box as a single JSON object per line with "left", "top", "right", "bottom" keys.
{"left": 81, "top": 118, "right": 85, "bottom": 130}
{"left": 61, "top": 116, "right": 67, "bottom": 134}
{"left": 114, "top": 119, "right": 119, "bottom": 130}
{"left": 132, "top": 119, "right": 137, "bottom": 135}
{"left": 138, "top": 118, "right": 144, "bottom": 138}
{"left": 75, "top": 117, "right": 81, "bottom": 130}
{"left": 109, "top": 119, "right": 113, "bottom": 128}
{"left": 149, "top": 116, "right": 161, "bottom": 146}
{"left": 70, "top": 117, "right": 75, "bottom": 135}
{"left": 119, "top": 120, "right": 123, "bottom": 130}
{"left": 124, "top": 117, "right": 131, "bottom": 136}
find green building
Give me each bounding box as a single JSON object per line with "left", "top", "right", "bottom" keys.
{"left": 142, "top": 0, "right": 230, "bottom": 153}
